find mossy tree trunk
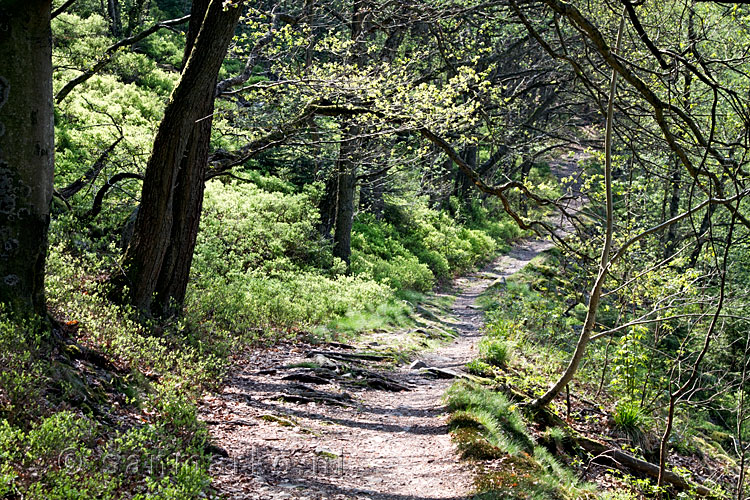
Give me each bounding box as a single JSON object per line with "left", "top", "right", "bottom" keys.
{"left": 119, "top": 0, "right": 243, "bottom": 315}
{"left": 0, "top": 2, "right": 54, "bottom": 318}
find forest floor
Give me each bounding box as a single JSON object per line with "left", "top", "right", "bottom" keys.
{"left": 200, "top": 236, "right": 558, "bottom": 500}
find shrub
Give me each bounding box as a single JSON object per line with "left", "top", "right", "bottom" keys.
{"left": 193, "top": 180, "right": 328, "bottom": 278}
{"left": 188, "top": 271, "right": 393, "bottom": 333}
{"left": 351, "top": 252, "right": 434, "bottom": 292}
{"left": 0, "top": 314, "right": 47, "bottom": 425}
{"left": 352, "top": 201, "right": 507, "bottom": 289}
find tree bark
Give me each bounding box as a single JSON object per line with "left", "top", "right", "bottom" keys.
{"left": 107, "top": 0, "right": 122, "bottom": 38}
{"left": 332, "top": 128, "right": 358, "bottom": 267}
{"left": 148, "top": 0, "right": 211, "bottom": 315}
{"left": 0, "top": 2, "right": 54, "bottom": 318}
{"left": 455, "top": 145, "right": 476, "bottom": 201}
{"left": 125, "top": 0, "right": 146, "bottom": 36}
{"left": 359, "top": 166, "right": 386, "bottom": 218}
{"left": 119, "top": 0, "right": 243, "bottom": 314}
{"left": 318, "top": 169, "right": 338, "bottom": 238}
{"left": 331, "top": 0, "right": 368, "bottom": 269}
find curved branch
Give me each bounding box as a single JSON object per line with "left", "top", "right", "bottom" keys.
{"left": 58, "top": 136, "right": 123, "bottom": 200}
{"left": 621, "top": 0, "right": 671, "bottom": 70}
{"left": 85, "top": 172, "right": 143, "bottom": 219}
{"left": 55, "top": 15, "right": 190, "bottom": 103}
{"left": 530, "top": 8, "right": 625, "bottom": 410}
{"left": 52, "top": 0, "right": 77, "bottom": 19}
{"left": 215, "top": 10, "right": 302, "bottom": 97}
{"left": 419, "top": 127, "right": 586, "bottom": 258}
{"left": 534, "top": 0, "right": 750, "bottom": 230}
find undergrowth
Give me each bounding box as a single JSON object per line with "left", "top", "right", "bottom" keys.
{"left": 445, "top": 381, "right": 596, "bottom": 499}
{"left": 5, "top": 148, "right": 519, "bottom": 499}
{"left": 462, "top": 247, "right": 741, "bottom": 498}
{"left": 0, "top": 312, "right": 213, "bottom": 499}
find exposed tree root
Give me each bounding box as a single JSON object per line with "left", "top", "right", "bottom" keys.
{"left": 528, "top": 400, "right": 717, "bottom": 497}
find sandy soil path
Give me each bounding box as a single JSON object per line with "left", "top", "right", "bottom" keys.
{"left": 201, "top": 237, "right": 555, "bottom": 500}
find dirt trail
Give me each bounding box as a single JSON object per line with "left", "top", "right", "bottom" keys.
{"left": 201, "top": 236, "right": 555, "bottom": 500}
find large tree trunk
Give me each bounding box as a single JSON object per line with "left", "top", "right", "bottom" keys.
{"left": 0, "top": 2, "right": 54, "bottom": 318}
{"left": 151, "top": 109, "right": 212, "bottom": 314}
{"left": 150, "top": 0, "right": 211, "bottom": 315}
{"left": 119, "top": 0, "right": 243, "bottom": 314}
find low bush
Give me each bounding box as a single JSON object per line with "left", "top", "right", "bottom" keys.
{"left": 0, "top": 310, "right": 213, "bottom": 499}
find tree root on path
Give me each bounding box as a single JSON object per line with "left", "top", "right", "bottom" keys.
{"left": 278, "top": 384, "right": 355, "bottom": 407}
{"left": 305, "top": 349, "right": 394, "bottom": 362}
{"left": 346, "top": 366, "right": 411, "bottom": 391}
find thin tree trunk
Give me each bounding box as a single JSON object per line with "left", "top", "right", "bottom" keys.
{"left": 333, "top": 128, "right": 358, "bottom": 267}
{"left": 125, "top": 0, "right": 146, "bottom": 36}
{"left": 0, "top": 1, "right": 54, "bottom": 318}
{"left": 318, "top": 172, "right": 338, "bottom": 238}
{"left": 664, "top": 25, "right": 693, "bottom": 259}
{"left": 118, "top": 0, "right": 243, "bottom": 313}
{"left": 359, "top": 167, "right": 387, "bottom": 218}
{"left": 332, "top": 0, "right": 367, "bottom": 269}
{"left": 663, "top": 158, "right": 681, "bottom": 258}
{"left": 531, "top": 10, "right": 625, "bottom": 410}
{"left": 455, "top": 145, "right": 476, "bottom": 209}
{"left": 687, "top": 203, "right": 716, "bottom": 268}
{"left": 657, "top": 214, "right": 733, "bottom": 493}
{"left": 107, "top": 0, "right": 122, "bottom": 38}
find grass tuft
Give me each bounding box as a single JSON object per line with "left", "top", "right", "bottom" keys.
{"left": 479, "top": 338, "right": 511, "bottom": 367}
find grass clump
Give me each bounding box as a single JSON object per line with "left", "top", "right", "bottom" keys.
{"left": 466, "top": 359, "right": 495, "bottom": 377}
{"left": 612, "top": 402, "right": 647, "bottom": 432}
{"left": 479, "top": 338, "right": 511, "bottom": 367}
{"left": 612, "top": 401, "right": 652, "bottom": 445}
{"left": 445, "top": 381, "right": 595, "bottom": 499}
{"left": 445, "top": 381, "right": 533, "bottom": 454}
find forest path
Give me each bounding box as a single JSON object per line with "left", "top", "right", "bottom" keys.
{"left": 201, "top": 236, "right": 556, "bottom": 500}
